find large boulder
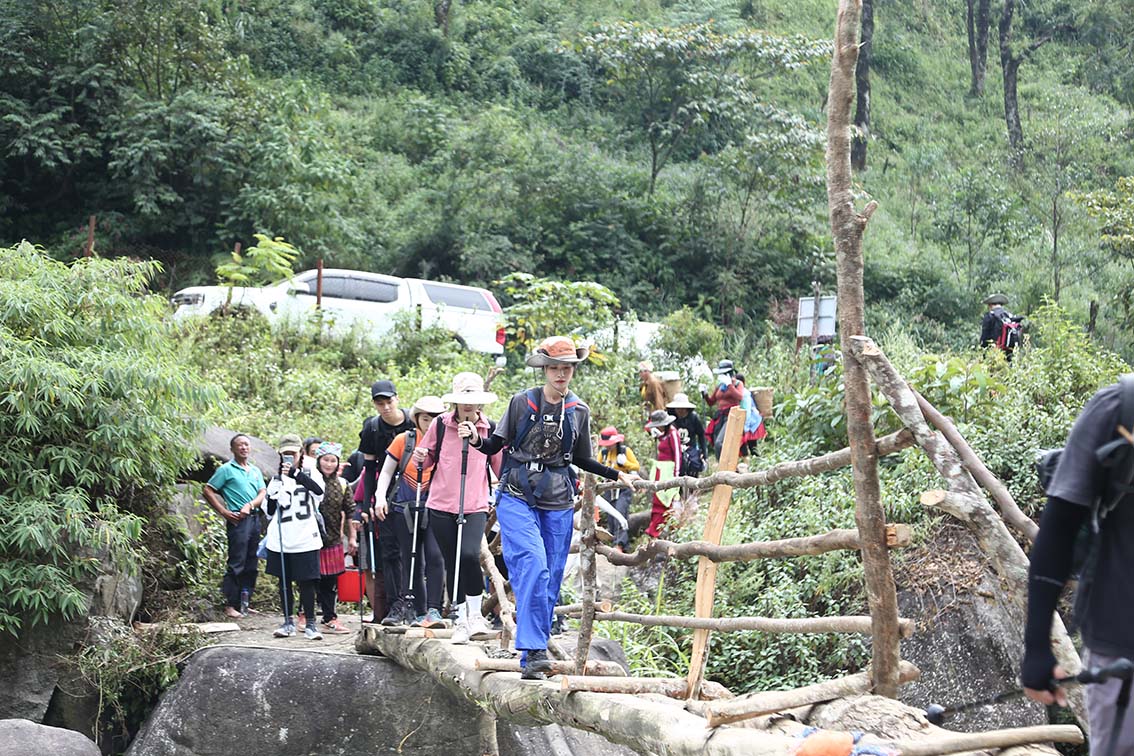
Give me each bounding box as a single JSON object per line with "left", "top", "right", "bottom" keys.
{"left": 0, "top": 618, "right": 87, "bottom": 723}
{"left": 0, "top": 719, "right": 100, "bottom": 756}
{"left": 128, "top": 647, "right": 632, "bottom": 756}
{"left": 187, "top": 427, "right": 278, "bottom": 484}
{"left": 897, "top": 524, "right": 1047, "bottom": 731}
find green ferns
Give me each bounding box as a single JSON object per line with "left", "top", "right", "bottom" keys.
{"left": 0, "top": 243, "right": 219, "bottom": 635}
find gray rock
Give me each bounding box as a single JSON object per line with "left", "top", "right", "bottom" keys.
{"left": 128, "top": 647, "right": 630, "bottom": 756}
{"left": 0, "top": 718, "right": 100, "bottom": 756}
{"left": 187, "top": 427, "right": 277, "bottom": 484}
{"left": 0, "top": 619, "right": 86, "bottom": 722}
{"left": 897, "top": 526, "right": 1047, "bottom": 731}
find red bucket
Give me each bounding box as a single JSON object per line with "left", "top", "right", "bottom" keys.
{"left": 338, "top": 567, "right": 363, "bottom": 603}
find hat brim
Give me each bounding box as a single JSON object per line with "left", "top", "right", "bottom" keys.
{"left": 278, "top": 444, "right": 301, "bottom": 454}
{"left": 598, "top": 434, "right": 625, "bottom": 447}
{"left": 983, "top": 295, "right": 1008, "bottom": 305}
{"left": 441, "top": 391, "right": 498, "bottom": 405}
{"left": 713, "top": 367, "right": 734, "bottom": 375}
{"left": 667, "top": 400, "right": 695, "bottom": 409}
{"left": 644, "top": 414, "right": 676, "bottom": 429}
{"left": 526, "top": 346, "right": 590, "bottom": 367}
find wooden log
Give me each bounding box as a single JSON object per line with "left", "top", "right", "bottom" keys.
{"left": 828, "top": 0, "right": 901, "bottom": 698}
{"left": 596, "top": 429, "right": 914, "bottom": 495}
{"left": 477, "top": 709, "right": 499, "bottom": 756}
{"left": 687, "top": 406, "right": 745, "bottom": 700}
{"left": 568, "top": 610, "right": 915, "bottom": 636}
{"left": 887, "top": 726, "right": 1083, "bottom": 756}
{"left": 698, "top": 661, "right": 920, "bottom": 727}
{"left": 560, "top": 675, "right": 733, "bottom": 701}
{"left": 475, "top": 658, "right": 626, "bottom": 677}
{"left": 914, "top": 391, "right": 1038, "bottom": 542}
{"left": 354, "top": 629, "right": 798, "bottom": 755}
{"left": 576, "top": 473, "right": 599, "bottom": 675}
{"left": 848, "top": 335, "right": 1086, "bottom": 728}
{"left": 480, "top": 533, "right": 515, "bottom": 649}
{"left": 595, "top": 525, "right": 912, "bottom": 567}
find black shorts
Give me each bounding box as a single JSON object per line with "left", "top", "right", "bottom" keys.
{"left": 265, "top": 549, "right": 320, "bottom": 582}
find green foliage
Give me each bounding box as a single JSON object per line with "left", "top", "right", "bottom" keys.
{"left": 0, "top": 242, "right": 219, "bottom": 635}
{"left": 907, "top": 355, "right": 1004, "bottom": 424}
{"left": 495, "top": 273, "right": 620, "bottom": 356}
{"left": 652, "top": 307, "right": 725, "bottom": 365}
{"left": 214, "top": 234, "right": 298, "bottom": 294}
{"left": 1077, "top": 176, "right": 1134, "bottom": 259}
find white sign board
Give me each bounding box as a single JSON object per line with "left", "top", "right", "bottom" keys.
{"left": 796, "top": 296, "right": 837, "bottom": 339}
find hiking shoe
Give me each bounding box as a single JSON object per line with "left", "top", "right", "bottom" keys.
{"left": 549, "top": 615, "right": 565, "bottom": 636}
{"left": 323, "top": 618, "right": 350, "bottom": 634}
{"left": 273, "top": 622, "right": 296, "bottom": 638}
{"left": 450, "top": 617, "right": 470, "bottom": 645}
{"left": 304, "top": 624, "right": 323, "bottom": 640}
{"left": 417, "top": 608, "right": 445, "bottom": 628}
{"left": 381, "top": 599, "right": 411, "bottom": 627}
{"left": 521, "top": 649, "right": 553, "bottom": 681}
{"left": 468, "top": 612, "right": 496, "bottom": 641}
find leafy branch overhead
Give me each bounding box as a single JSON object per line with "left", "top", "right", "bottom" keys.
{"left": 495, "top": 273, "right": 620, "bottom": 356}
{"left": 572, "top": 21, "right": 830, "bottom": 193}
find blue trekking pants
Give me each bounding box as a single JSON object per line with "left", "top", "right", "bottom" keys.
{"left": 496, "top": 490, "right": 574, "bottom": 653}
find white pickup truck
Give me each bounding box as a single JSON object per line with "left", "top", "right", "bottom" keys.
{"left": 170, "top": 268, "right": 506, "bottom": 356}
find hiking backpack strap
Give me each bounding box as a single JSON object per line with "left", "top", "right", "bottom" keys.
{"left": 1097, "top": 373, "right": 1134, "bottom": 516}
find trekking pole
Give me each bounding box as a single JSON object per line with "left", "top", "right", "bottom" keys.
{"left": 357, "top": 520, "right": 367, "bottom": 624}
{"left": 1061, "top": 659, "right": 1132, "bottom": 756}
{"left": 406, "top": 463, "right": 424, "bottom": 608}
{"left": 451, "top": 438, "right": 470, "bottom": 616}
{"left": 277, "top": 486, "right": 288, "bottom": 622}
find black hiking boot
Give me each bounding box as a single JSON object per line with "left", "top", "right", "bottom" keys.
{"left": 521, "top": 649, "right": 553, "bottom": 681}
{"left": 381, "top": 599, "right": 412, "bottom": 627}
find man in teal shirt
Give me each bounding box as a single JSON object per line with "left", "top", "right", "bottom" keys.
{"left": 204, "top": 434, "right": 267, "bottom": 618}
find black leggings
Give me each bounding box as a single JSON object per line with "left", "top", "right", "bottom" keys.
{"left": 317, "top": 575, "right": 339, "bottom": 622}
{"left": 392, "top": 505, "right": 445, "bottom": 614}
{"left": 428, "top": 510, "right": 485, "bottom": 605}
{"left": 377, "top": 519, "right": 402, "bottom": 610}
{"left": 279, "top": 578, "right": 316, "bottom": 624}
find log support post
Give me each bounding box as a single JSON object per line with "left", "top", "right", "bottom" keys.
{"left": 575, "top": 473, "right": 599, "bottom": 674}
{"left": 480, "top": 534, "right": 515, "bottom": 650}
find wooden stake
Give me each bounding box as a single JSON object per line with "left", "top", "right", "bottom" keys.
{"left": 315, "top": 257, "right": 324, "bottom": 309}
{"left": 575, "top": 473, "right": 599, "bottom": 675}
{"left": 480, "top": 534, "right": 515, "bottom": 649}
{"left": 561, "top": 675, "right": 733, "bottom": 701}
{"left": 827, "top": 0, "right": 901, "bottom": 698}
{"left": 686, "top": 406, "right": 745, "bottom": 700}
{"left": 84, "top": 215, "right": 96, "bottom": 257}
{"left": 886, "top": 725, "right": 1083, "bottom": 756}
{"left": 698, "top": 661, "right": 920, "bottom": 727}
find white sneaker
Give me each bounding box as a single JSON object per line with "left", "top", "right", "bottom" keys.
{"left": 450, "top": 618, "right": 470, "bottom": 645}
{"left": 468, "top": 612, "right": 496, "bottom": 641}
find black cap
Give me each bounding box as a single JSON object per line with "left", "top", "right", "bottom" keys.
{"left": 370, "top": 380, "right": 397, "bottom": 399}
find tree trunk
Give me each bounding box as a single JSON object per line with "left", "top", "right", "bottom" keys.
{"left": 999, "top": 0, "right": 1024, "bottom": 152}
{"left": 851, "top": 0, "right": 873, "bottom": 171}
{"left": 1052, "top": 195, "right": 1061, "bottom": 301}
{"left": 827, "top": 0, "right": 901, "bottom": 699}
{"left": 967, "top": 0, "right": 991, "bottom": 96}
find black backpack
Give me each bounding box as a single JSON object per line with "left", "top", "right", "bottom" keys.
{"left": 993, "top": 307, "right": 1024, "bottom": 351}
{"left": 681, "top": 445, "right": 706, "bottom": 476}
{"left": 1035, "top": 374, "right": 1134, "bottom": 628}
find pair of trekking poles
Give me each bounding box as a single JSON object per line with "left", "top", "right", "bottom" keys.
{"left": 356, "top": 439, "right": 472, "bottom": 627}
{"left": 926, "top": 658, "right": 1132, "bottom": 756}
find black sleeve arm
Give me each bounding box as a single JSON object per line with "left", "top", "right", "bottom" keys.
{"left": 291, "top": 469, "right": 324, "bottom": 496}
{"left": 979, "top": 312, "right": 996, "bottom": 347}
{"left": 266, "top": 490, "right": 279, "bottom": 518}
{"left": 474, "top": 434, "right": 507, "bottom": 456}
{"left": 575, "top": 456, "right": 620, "bottom": 481}
{"left": 362, "top": 458, "right": 378, "bottom": 507}
{"left": 1021, "top": 496, "right": 1088, "bottom": 690}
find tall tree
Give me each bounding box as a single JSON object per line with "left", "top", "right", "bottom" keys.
{"left": 998, "top": 0, "right": 1074, "bottom": 154}
{"left": 966, "top": 0, "right": 991, "bottom": 96}
{"left": 850, "top": 0, "right": 873, "bottom": 171}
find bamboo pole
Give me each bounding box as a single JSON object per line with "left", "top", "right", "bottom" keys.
{"left": 555, "top": 600, "right": 614, "bottom": 615}
{"left": 827, "top": 0, "right": 901, "bottom": 698}
{"left": 575, "top": 473, "right": 598, "bottom": 675}
{"left": 480, "top": 534, "right": 515, "bottom": 649}
{"left": 596, "top": 429, "right": 914, "bottom": 494}
{"left": 595, "top": 525, "right": 911, "bottom": 567}
{"left": 686, "top": 406, "right": 745, "bottom": 700}
{"left": 561, "top": 675, "right": 733, "bottom": 701}
{"left": 914, "top": 391, "right": 1037, "bottom": 541}
{"left": 698, "top": 662, "right": 920, "bottom": 727}
{"left": 886, "top": 726, "right": 1083, "bottom": 756}
{"left": 565, "top": 609, "right": 914, "bottom": 636}
{"left": 475, "top": 658, "right": 626, "bottom": 676}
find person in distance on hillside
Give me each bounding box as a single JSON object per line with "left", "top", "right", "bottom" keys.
{"left": 644, "top": 410, "right": 682, "bottom": 539}
{"left": 1021, "top": 381, "right": 1134, "bottom": 753}
{"left": 638, "top": 360, "right": 668, "bottom": 414}
{"left": 468, "top": 337, "right": 639, "bottom": 679}
{"left": 350, "top": 379, "right": 415, "bottom": 621}
{"left": 412, "top": 374, "right": 501, "bottom": 644}
{"left": 203, "top": 433, "right": 267, "bottom": 619}
{"left": 667, "top": 393, "right": 707, "bottom": 475}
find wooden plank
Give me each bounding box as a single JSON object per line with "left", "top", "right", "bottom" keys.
{"left": 561, "top": 675, "right": 733, "bottom": 701}
{"left": 475, "top": 658, "right": 626, "bottom": 676}
{"left": 558, "top": 610, "right": 914, "bottom": 636}
{"left": 686, "top": 405, "right": 746, "bottom": 700}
